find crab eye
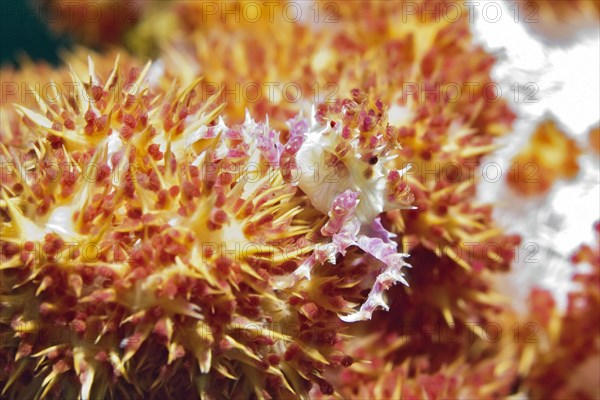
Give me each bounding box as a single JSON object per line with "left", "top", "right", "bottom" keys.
{"left": 368, "top": 156, "right": 378, "bottom": 165}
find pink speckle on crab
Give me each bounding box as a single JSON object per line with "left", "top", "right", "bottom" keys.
{"left": 321, "top": 190, "right": 360, "bottom": 236}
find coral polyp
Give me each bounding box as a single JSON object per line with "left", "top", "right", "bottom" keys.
{"left": 39, "top": 0, "right": 146, "bottom": 48}
{"left": 516, "top": 222, "right": 600, "bottom": 398}
{"left": 507, "top": 119, "right": 581, "bottom": 196}
{"left": 0, "top": 58, "right": 415, "bottom": 398}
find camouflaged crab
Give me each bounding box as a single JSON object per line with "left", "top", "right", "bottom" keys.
{"left": 0, "top": 56, "right": 414, "bottom": 399}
